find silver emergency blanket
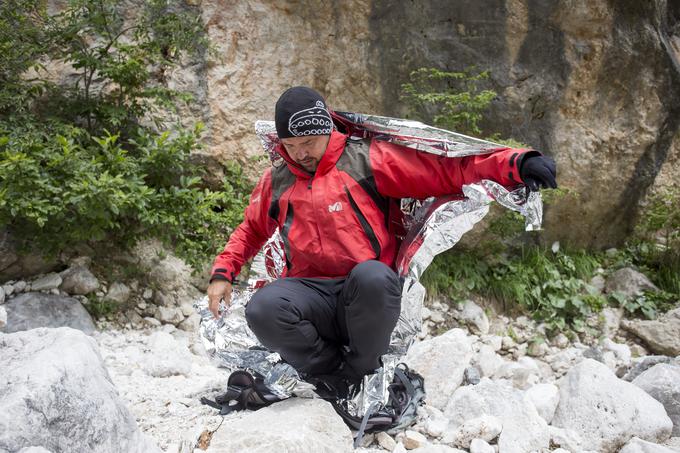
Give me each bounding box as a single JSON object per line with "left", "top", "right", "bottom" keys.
{"left": 198, "top": 112, "right": 543, "bottom": 417}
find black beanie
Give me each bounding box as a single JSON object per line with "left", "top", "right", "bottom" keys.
{"left": 275, "top": 86, "right": 333, "bottom": 139}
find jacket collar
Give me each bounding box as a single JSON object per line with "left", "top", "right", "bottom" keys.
{"left": 275, "top": 130, "right": 348, "bottom": 178}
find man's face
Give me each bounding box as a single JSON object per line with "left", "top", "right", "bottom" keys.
{"left": 280, "top": 135, "right": 330, "bottom": 172}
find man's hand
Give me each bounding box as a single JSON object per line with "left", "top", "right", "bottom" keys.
{"left": 207, "top": 280, "right": 233, "bottom": 319}
{"left": 519, "top": 154, "right": 557, "bottom": 191}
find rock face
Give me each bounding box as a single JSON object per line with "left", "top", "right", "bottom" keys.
{"left": 404, "top": 328, "right": 473, "bottom": 409}
{"left": 444, "top": 378, "right": 550, "bottom": 453}
{"left": 0, "top": 327, "right": 160, "bottom": 453}
{"left": 368, "top": 0, "right": 680, "bottom": 248}
{"left": 633, "top": 364, "right": 680, "bottom": 436}
{"left": 207, "top": 398, "right": 353, "bottom": 453}
{"left": 622, "top": 308, "right": 680, "bottom": 356}
{"left": 552, "top": 359, "right": 673, "bottom": 452}
{"left": 2, "top": 292, "right": 95, "bottom": 334}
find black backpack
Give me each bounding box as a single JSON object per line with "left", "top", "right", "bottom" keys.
{"left": 200, "top": 370, "right": 283, "bottom": 415}
{"left": 329, "top": 364, "right": 426, "bottom": 448}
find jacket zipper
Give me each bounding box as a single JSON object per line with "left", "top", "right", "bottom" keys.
{"left": 344, "top": 187, "right": 381, "bottom": 259}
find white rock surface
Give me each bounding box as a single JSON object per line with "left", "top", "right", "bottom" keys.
{"left": 375, "top": 431, "right": 397, "bottom": 451}
{"left": 402, "top": 430, "right": 428, "bottom": 449}
{"left": 59, "top": 266, "right": 100, "bottom": 295}
{"left": 143, "top": 331, "right": 193, "bottom": 377}
{"left": 0, "top": 285, "right": 5, "bottom": 304}
{"left": 602, "top": 338, "right": 632, "bottom": 365}
{"left": 633, "top": 364, "right": 680, "bottom": 436}
{"left": 0, "top": 306, "right": 6, "bottom": 330}
{"left": 619, "top": 436, "right": 679, "bottom": 453}
{"left": 30, "top": 273, "right": 62, "bottom": 291}
{"left": 444, "top": 379, "right": 549, "bottom": 453}
{"left": 476, "top": 345, "right": 504, "bottom": 378}
{"left": 524, "top": 383, "right": 560, "bottom": 423}
{"left": 493, "top": 356, "right": 541, "bottom": 389}
{"left": 409, "top": 446, "right": 466, "bottom": 453}
{"left": 95, "top": 328, "right": 227, "bottom": 451}
{"left": 468, "top": 438, "right": 494, "bottom": 453}
{"left": 552, "top": 359, "right": 673, "bottom": 452}
{"left": 445, "top": 415, "right": 503, "bottom": 448}
{"left": 156, "top": 306, "right": 185, "bottom": 325}
{"left": 404, "top": 329, "right": 472, "bottom": 409}
{"left": 548, "top": 425, "right": 585, "bottom": 452}
{"left": 207, "top": 398, "right": 353, "bottom": 452}
{"left": 0, "top": 327, "right": 160, "bottom": 453}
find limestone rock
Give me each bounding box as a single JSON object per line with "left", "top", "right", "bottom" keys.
{"left": 206, "top": 398, "right": 353, "bottom": 452}
{"left": 622, "top": 308, "right": 680, "bottom": 356}
{"left": 445, "top": 415, "right": 503, "bottom": 448}
{"left": 30, "top": 273, "right": 62, "bottom": 291}
{"left": 443, "top": 379, "right": 549, "bottom": 453}
{"left": 548, "top": 426, "right": 585, "bottom": 452}
{"left": 143, "top": 331, "right": 192, "bottom": 378}
{"left": 492, "top": 356, "right": 541, "bottom": 389}
{"left": 0, "top": 285, "right": 4, "bottom": 304}
{"left": 402, "top": 430, "right": 428, "bottom": 449}
{"left": 59, "top": 266, "right": 100, "bottom": 295}
{"left": 404, "top": 329, "right": 472, "bottom": 409}
{"left": 633, "top": 364, "right": 680, "bottom": 436}
{"left": 0, "top": 306, "right": 6, "bottom": 330}
{"left": 524, "top": 383, "right": 560, "bottom": 424}
{"left": 2, "top": 292, "right": 95, "bottom": 334}
{"left": 619, "top": 437, "right": 679, "bottom": 453}
{"left": 375, "top": 431, "right": 397, "bottom": 451}
{"left": 623, "top": 356, "right": 676, "bottom": 382}
{"left": 0, "top": 327, "right": 160, "bottom": 452}
{"left": 600, "top": 307, "right": 624, "bottom": 337}
{"left": 605, "top": 268, "right": 659, "bottom": 298}
{"left": 469, "top": 438, "right": 494, "bottom": 453}
{"left": 409, "top": 447, "right": 466, "bottom": 453}
{"left": 552, "top": 359, "right": 673, "bottom": 452}
{"left": 476, "top": 345, "right": 504, "bottom": 378}
{"left": 104, "top": 282, "right": 131, "bottom": 304}
{"left": 457, "top": 300, "right": 489, "bottom": 335}
{"left": 156, "top": 306, "right": 185, "bottom": 325}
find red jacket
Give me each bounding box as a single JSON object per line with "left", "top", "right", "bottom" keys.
{"left": 211, "top": 130, "right": 531, "bottom": 282}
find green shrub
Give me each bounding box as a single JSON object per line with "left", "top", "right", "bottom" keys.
{"left": 422, "top": 247, "right": 606, "bottom": 333}
{"left": 0, "top": 0, "right": 251, "bottom": 271}
{"left": 400, "top": 67, "right": 497, "bottom": 136}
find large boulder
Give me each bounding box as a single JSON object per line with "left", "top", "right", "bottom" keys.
{"left": 443, "top": 378, "right": 550, "bottom": 453}
{"left": 1, "top": 292, "right": 95, "bottom": 334}
{"left": 0, "top": 327, "right": 160, "bottom": 452}
{"left": 633, "top": 364, "right": 680, "bottom": 436}
{"left": 207, "top": 398, "right": 353, "bottom": 453}
{"left": 622, "top": 308, "right": 680, "bottom": 356}
{"left": 552, "top": 359, "right": 673, "bottom": 452}
{"left": 404, "top": 329, "right": 473, "bottom": 409}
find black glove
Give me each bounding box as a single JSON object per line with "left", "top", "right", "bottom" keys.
{"left": 519, "top": 153, "right": 557, "bottom": 192}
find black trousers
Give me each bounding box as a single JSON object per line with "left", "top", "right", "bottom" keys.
{"left": 245, "top": 260, "right": 402, "bottom": 379}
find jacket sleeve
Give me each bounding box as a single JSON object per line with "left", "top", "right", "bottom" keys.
{"left": 369, "top": 139, "right": 534, "bottom": 199}
{"left": 210, "top": 168, "right": 277, "bottom": 283}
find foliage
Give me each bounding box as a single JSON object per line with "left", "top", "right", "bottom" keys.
{"left": 400, "top": 67, "right": 497, "bottom": 135}
{"left": 422, "top": 246, "right": 606, "bottom": 333}
{"left": 0, "top": 0, "right": 251, "bottom": 271}
{"left": 632, "top": 187, "right": 680, "bottom": 296}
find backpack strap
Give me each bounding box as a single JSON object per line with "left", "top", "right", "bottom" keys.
{"left": 200, "top": 370, "right": 282, "bottom": 415}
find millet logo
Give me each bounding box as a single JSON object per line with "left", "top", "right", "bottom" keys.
{"left": 328, "top": 201, "right": 342, "bottom": 213}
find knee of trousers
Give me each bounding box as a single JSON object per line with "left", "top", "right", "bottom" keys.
{"left": 346, "top": 260, "right": 401, "bottom": 305}
{"left": 245, "top": 287, "right": 283, "bottom": 333}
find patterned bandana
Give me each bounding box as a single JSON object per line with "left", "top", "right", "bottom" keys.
{"left": 275, "top": 86, "right": 333, "bottom": 139}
